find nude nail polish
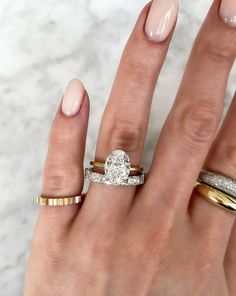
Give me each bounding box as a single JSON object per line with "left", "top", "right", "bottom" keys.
{"left": 220, "top": 0, "right": 236, "bottom": 28}
{"left": 145, "top": 0, "right": 179, "bottom": 42}
{"left": 62, "top": 78, "right": 85, "bottom": 117}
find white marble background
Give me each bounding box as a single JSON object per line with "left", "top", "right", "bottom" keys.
{"left": 0, "top": 0, "right": 235, "bottom": 294}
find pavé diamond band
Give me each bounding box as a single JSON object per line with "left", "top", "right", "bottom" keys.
{"left": 85, "top": 149, "right": 145, "bottom": 186}
{"left": 198, "top": 170, "right": 236, "bottom": 198}
{"left": 85, "top": 168, "right": 145, "bottom": 186}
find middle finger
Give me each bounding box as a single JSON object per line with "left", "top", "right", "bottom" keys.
{"left": 143, "top": 0, "right": 235, "bottom": 214}
{"left": 191, "top": 92, "right": 236, "bottom": 255}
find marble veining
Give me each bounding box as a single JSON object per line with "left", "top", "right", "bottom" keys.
{"left": 0, "top": 0, "right": 235, "bottom": 294}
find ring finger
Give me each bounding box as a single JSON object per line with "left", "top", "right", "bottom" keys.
{"left": 79, "top": 1, "right": 179, "bottom": 222}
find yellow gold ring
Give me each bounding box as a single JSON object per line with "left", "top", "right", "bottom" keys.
{"left": 90, "top": 161, "right": 143, "bottom": 172}
{"left": 194, "top": 182, "right": 236, "bottom": 213}
{"left": 36, "top": 195, "right": 83, "bottom": 206}
{"left": 87, "top": 150, "right": 145, "bottom": 186}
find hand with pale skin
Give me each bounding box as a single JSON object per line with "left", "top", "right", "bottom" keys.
{"left": 24, "top": 0, "right": 236, "bottom": 295}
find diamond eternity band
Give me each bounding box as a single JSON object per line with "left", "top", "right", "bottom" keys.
{"left": 85, "top": 168, "right": 145, "bottom": 186}
{"left": 198, "top": 170, "right": 236, "bottom": 198}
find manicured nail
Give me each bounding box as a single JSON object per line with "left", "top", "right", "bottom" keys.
{"left": 145, "top": 0, "right": 179, "bottom": 42}
{"left": 62, "top": 78, "right": 85, "bottom": 117}
{"left": 220, "top": 0, "right": 236, "bottom": 28}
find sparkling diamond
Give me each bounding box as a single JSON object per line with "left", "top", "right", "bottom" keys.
{"left": 104, "top": 150, "right": 131, "bottom": 185}
{"left": 198, "top": 170, "right": 236, "bottom": 198}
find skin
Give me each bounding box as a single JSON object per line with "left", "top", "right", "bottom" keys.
{"left": 24, "top": 1, "right": 236, "bottom": 295}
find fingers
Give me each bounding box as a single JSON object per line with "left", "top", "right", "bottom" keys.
{"left": 203, "top": 92, "right": 236, "bottom": 185}
{"left": 37, "top": 79, "right": 89, "bottom": 233}
{"left": 80, "top": 1, "right": 179, "bottom": 221}
{"left": 191, "top": 93, "right": 236, "bottom": 254}
{"left": 146, "top": 0, "right": 236, "bottom": 212}
{"left": 225, "top": 222, "right": 236, "bottom": 294}
{"left": 95, "top": 1, "right": 178, "bottom": 163}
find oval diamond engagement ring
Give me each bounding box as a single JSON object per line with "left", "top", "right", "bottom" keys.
{"left": 85, "top": 150, "right": 145, "bottom": 186}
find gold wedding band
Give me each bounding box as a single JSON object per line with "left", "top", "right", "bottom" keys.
{"left": 36, "top": 195, "right": 82, "bottom": 206}
{"left": 90, "top": 161, "right": 143, "bottom": 173}
{"left": 195, "top": 182, "right": 236, "bottom": 213}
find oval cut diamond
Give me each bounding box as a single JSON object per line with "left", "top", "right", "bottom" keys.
{"left": 104, "top": 150, "right": 131, "bottom": 185}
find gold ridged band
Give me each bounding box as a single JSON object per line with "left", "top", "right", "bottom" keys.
{"left": 36, "top": 195, "right": 82, "bottom": 206}
{"left": 195, "top": 182, "right": 236, "bottom": 213}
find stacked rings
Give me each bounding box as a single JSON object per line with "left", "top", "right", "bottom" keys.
{"left": 198, "top": 170, "right": 236, "bottom": 198}
{"left": 90, "top": 161, "right": 143, "bottom": 173}
{"left": 36, "top": 149, "right": 145, "bottom": 206}
{"left": 85, "top": 149, "right": 145, "bottom": 186}
{"left": 195, "top": 170, "right": 236, "bottom": 214}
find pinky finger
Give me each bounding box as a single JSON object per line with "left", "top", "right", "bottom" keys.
{"left": 37, "top": 78, "right": 89, "bottom": 235}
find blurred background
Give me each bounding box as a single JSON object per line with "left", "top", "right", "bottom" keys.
{"left": 0, "top": 0, "right": 235, "bottom": 294}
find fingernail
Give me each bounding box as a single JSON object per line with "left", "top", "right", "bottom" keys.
{"left": 62, "top": 78, "right": 85, "bottom": 117}
{"left": 219, "top": 0, "right": 236, "bottom": 28}
{"left": 145, "top": 0, "right": 179, "bottom": 42}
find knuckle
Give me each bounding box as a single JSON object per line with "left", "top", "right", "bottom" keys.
{"left": 33, "top": 234, "right": 67, "bottom": 274}
{"left": 196, "top": 258, "right": 215, "bottom": 285}
{"left": 50, "top": 125, "right": 73, "bottom": 147}
{"left": 130, "top": 64, "right": 147, "bottom": 85}
{"left": 176, "top": 102, "right": 219, "bottom": 149}
{"left": 124, "top": 54, "right": 154, "bottom": 87}
{"left": 208, "top": 143, "right": 236, "bottom": 176}
{"left": 92, "top": 236, "right": 112, "bottom": 260}
{"left": 196, "top": 36, "right": 234, "bottom": 64}
{"left": 87, "top": 231, "right": 117, "bottom": 265}
{"left": 44, "top": 165, "right": 81, "bottom": 192}
{"left": 195, "top": 246, "right": 219, "bottom": 284}
{"left": 220, "top": 145, "right": 236, "bottom": 174}
{"left": 128, "top": 215, "right": 175, "bottom": 264}
{"left": 227, "top": 145, "right": 236, "bottom": 166}
{"left": 109, "top": 121, "right": 143, "bottom": 153}
{"left": 45, "top": 241, "right": 66, "bottom": 267}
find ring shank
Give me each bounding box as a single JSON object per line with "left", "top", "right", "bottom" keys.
{"left": 195, "top": 182, "right": 236, "bottom": 213}
{"left": 90, "top": 161, "right": 143, "bottom": 172}
{"left": 36, "top": 195, "right": 82, "bottom": 206}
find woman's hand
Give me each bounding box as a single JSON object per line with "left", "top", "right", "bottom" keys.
{"left": 24, "top": 0, "right": 236, "bottom": 295}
